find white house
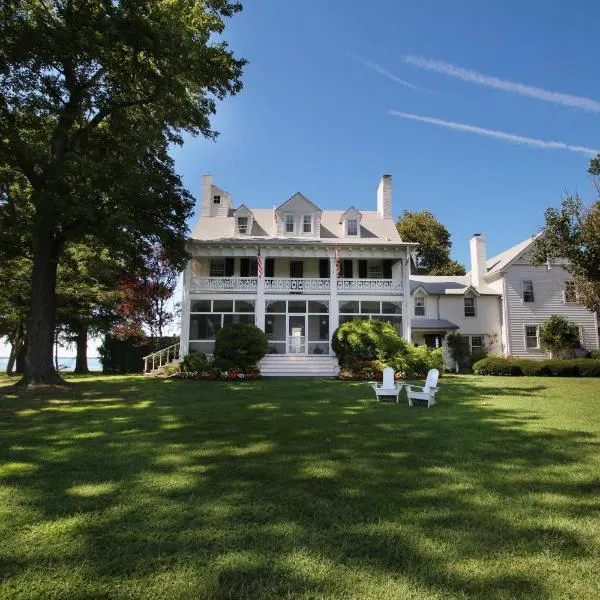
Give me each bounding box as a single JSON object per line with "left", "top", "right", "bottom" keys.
{"left": 179, "top": 174, "right": 416, "bottom": 376}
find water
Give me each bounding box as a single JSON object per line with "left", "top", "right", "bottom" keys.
{"left": 0, "top": 357, "right": 103, "bottom": 373}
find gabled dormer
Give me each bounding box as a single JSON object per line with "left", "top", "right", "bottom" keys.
{"left": 201, "top": 173, "right": 233, "bottom": 217}
{"left": 274, "top": 193, "right": 322, "bottom": 237}
{"left": 340, "top": 207, "right": 362, "bottom": 238}
{"left": 234, "top": 204, "right": 253, "bottom": 236}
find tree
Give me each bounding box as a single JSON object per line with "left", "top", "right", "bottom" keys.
{"left": 396, "top": 210, "right": 466, "bottom": 275}
{"left": 539, "top": 315, "right": 581, "bottom": 358}
{"left": 1, "top": 1, "right": 245, "bottom": 385}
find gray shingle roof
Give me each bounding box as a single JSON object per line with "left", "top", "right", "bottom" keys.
{"left": 411, "top": 318, "right": 460, "bottom": 330}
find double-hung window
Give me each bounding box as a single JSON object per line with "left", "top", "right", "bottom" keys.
{"left": 302, "top": 214, "right": 313, "bottom": 234}
{"left": 464, "top": 296, "right": 476, "bottom": 317}
{"left": 522, "top": 280, "right": 535, "bottom": 303}
{"left": 285, "top": 214, "right": 294, "bottom": 233}
{"left": 209, "top": 259, "right": 225, "bottom": 277}
{"left": 525, "top": 325, "right": 539, "bottom": 349}
{"left": 213, "top": 195, "right": 221, "bottom": 204}
{"left": 237, "top": 216, "right": 248, "bottom": 235}
{"left": 470, "top": 335, "right": 484, "bottom": 353}
{"left": 347, "top": 219, "right": 358, "bottom": 236}
{"left": 414, "top": 296, "right": 425, "bottom": 317}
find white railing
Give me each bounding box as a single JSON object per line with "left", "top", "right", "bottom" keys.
{"left": 143, "top": 343, "right": 180, "bottom": 373}
{"left": 264, "top": 278, "right": 330, "bottom": 294}
{"left": 190, "top": 277, "right": 258, "bottom": 293}
{"left": 337, "top": 279, "right": 402, "bottom": 294}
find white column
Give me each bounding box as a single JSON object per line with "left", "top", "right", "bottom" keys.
{"left": 256, "top": 260, "right": 266, "bottom": 332}
{"left": 329, "top": 250, "right": 339, "bottom": 355}
{"left": 402, "top": 252, "right": 412, "bottom": 342}
{"left": 180, "top": 261, "right": 191, "bottom": 357}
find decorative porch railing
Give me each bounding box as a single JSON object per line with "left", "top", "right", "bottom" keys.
{"left": 143, "top": 343, "right": 180, "bottom": 373}
{"left": 189, "top": 277, "right": 258, "bottom": 293}
{"left": 336, "top": 278, "right": 402, "bottom": 294}
{"left": 264, "top": 278, "right": 330, "bottom": 294}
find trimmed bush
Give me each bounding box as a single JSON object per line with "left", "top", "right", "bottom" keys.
{"left": 182, "top": 352, "right": 208, "bottom": 373}
{"left": 473, "top": 356, "right": 600, "bottom": 377}
{"left": 332, "top": 319, "right": 408, "bottom": 366}
{"left": 160, "top": 363, "right": 182, "bottom": 376}
{"left": 589, "top": 349, "right": 600, "bottom": 360}
{"left": 210, "top": 357, "right": 237, "bottom": 372}
{"left": 214, "top": 323, "right": 268, "bottom": 371}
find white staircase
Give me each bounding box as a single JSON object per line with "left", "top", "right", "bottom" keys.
{"left": 259, "top": 355, "right": 340, "bottom": 377}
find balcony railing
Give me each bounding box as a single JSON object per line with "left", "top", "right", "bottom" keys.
{"left": 264, "top": 278, "right": 330, "bottom": 294}
{"left": 189, "top": 276, "right": 402, "bottom": 294}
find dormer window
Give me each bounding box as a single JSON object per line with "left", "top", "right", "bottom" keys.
{"left": 285, "top": 214, "right": 294, "bottom": 233}
{"left": 302, "top": 214, "right": 313, "bottom": 234}
{"left": 237, "top": 216, "right": 248, "bottom": 235}
{"left": 347, "top": 219, "right": 359, "bottom": 237}
{"left": 213, "top": 195, "right": 221, "bottom": 204}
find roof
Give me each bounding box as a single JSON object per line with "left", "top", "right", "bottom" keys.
{"left": 191, "top": 209, "right": 403, "bottom": 245}
{"left": 411, "top": 275, "right": 472, "bottom": 295}
{"left": 411, "top": 318, "right": 460, "bottom": 330}
{"left": 485, "top": 235, "right": 539, "bottom": 276}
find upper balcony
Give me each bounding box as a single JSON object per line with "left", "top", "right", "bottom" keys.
{"left": 189, "top": 276, "right": 402, "bottom": 295}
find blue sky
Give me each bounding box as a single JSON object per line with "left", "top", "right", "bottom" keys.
{"left": 172, "top": 0, "right": 600, "bottom": 267}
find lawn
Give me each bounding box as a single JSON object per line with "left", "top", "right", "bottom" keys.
{"left": 0, "top": 375, "right": 599, "bottom": 600}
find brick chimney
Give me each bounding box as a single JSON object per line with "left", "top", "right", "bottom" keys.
{"left": 376, "top": 174, "right": 392, "bottom": 219}
{"left": 470, "top": 233, "right": 487, "bottom": 288}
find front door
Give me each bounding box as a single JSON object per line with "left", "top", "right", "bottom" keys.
{"left": 288, "top": 314, "right": 306, "bottom": 354}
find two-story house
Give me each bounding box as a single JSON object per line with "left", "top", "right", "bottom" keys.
{"left": 180, "top": 174, "right": 416, "bottom": 375}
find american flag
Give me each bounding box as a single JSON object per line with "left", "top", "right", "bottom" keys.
{"left": 257, "top": 246, "right": 263, "bottom": 278}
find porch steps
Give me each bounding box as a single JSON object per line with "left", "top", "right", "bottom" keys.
{"left": 259, "top": 355, "right": 340, "bottom": 377}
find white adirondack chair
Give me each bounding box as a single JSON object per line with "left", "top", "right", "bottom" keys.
{"left": 370, "top": 367, "right": 401, "bottom": 403}
{"left": 406, "top": 369, "right": 440, "bottom": 408}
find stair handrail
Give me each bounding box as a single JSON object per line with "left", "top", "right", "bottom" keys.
{"left": 143, "top": 343, "right": 181, "bottom": 373}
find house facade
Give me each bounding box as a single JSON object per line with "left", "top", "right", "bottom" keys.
{"left": 180, "top": 174, "right": 415, "bottom": 375}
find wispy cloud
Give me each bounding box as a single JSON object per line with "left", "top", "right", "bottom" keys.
{"left": 403, "top": 55, "right": 600, "bottom": 113}
{"left": 389, "top": 111, "right": 599, "bottom": 156}
{"left": 352, "top": 56, "right": 420, "bottom": 91}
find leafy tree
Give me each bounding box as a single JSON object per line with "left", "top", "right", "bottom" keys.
{"left": 445, "top": 332, "right": 470, "bottom": 373}
{"left": 1, "top": 1, "right": 245, "bottom": 385}
{"left": 396, "top": 210, "right": 466, "bottom": 275}
{"left": 539, "top": 315, "right": 581, "bottom": 358}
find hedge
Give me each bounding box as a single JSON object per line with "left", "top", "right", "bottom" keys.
{"left": 472, "top": 356, "right": 600, "bottom": 377}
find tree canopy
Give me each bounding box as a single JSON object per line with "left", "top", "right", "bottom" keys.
{"left": 1, "top": 1, "right": 245, "bottom": 385}
{"left": 396, "top": 210, "right": 466, "bottom": 275}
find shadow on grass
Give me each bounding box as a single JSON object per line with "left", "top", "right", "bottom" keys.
{"left": 0, "top": 375, "right": 598, "bottom": 599}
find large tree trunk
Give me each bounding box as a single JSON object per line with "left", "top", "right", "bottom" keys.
{"left": 21, "top": 225, "right": 65, "bottom": 386}
{"left": 15, "top": 339, "right": 27, "bottom": 375}
{"left": 74, "top": 324, "right": 89, "bottom": 374}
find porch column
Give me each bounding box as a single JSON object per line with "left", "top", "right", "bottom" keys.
{"left": 180, "top": 261, "right": 191, "bottom": 357}
{"left": 402, "top": 253, "right": 412, "bottom": 342}
{"left": 329, "top": 249, "right": 339, "bottom": 355}
{"left": 256, "top": 259, "right": 266, "bottom": 332}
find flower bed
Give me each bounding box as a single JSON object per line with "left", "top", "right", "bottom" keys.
{"left": 171, "top": 367, "right": 261, "bottom": 381}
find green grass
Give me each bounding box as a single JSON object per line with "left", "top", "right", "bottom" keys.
{"left": 0, "top": 374, "right": 599, "bottom": 599}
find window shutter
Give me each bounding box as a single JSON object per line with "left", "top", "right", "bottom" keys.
{"left": 225, "top": 258, "right": 234, "bottom": 277}
{"left": 383, "top": 260, "right": 393, "bottom": 279}
{"left": 319, "top": 258, "right": 329, "bottom": 278}
{"left": 239, "top": 258, "right": 250, "bottom": 277}
{"left": 358, "top": 260, "right": 367, "bottom": 279}
{"left": 265, "top": 258, "right": 275, "bottom": 278}
{"left": 343, "top": 259, "right": 354, "bottom": 278}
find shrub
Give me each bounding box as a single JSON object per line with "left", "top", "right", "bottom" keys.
{"left": 161, "top": 363, "right": 182, "bottom": 376}
{"left": 539, "top": 315, "right": 580, "bottom": 358}
{"left": 473, "top": 356, "right": 600, "bottom": 377}
{"left": 332, "top": 319, "right": 408, "bottom": 366}
{"left": 472, "top": 357, "right": 522, "bottom": 376}
{"left": 519, "top": 360, "right": 551, "bottom": 376}
{"left": 576, "top": 359, "right": 600, "bottom": 377}
{"left": 182, "top": 352, "right": 208, "bottom": 373}
{"left": 589, "top": 349, "right": 600, "bottom": 360}
{"left": 546, "top": 359, "right": 579, "bottom": 377}
{"left": 210, "top": 357, "right": 237, "bottom": 372}
{"left": 214, "top": 323, "right": 268, "bottom": 371}
{"left": 446, "top": 333, "right": 471, "bottom": 372}
{"left": 394, "top": 345, "right": 444, "bottom": 379}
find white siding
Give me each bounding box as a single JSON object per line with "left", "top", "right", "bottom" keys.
{"left": 504, "top": 264, "right": 598, "bottom": 358}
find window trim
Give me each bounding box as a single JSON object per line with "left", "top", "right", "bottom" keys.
{"left": 213, "top": 195, "right": 221, "bottom": 204}
{"left": 469, "top": 335, "right": 484, "bottom": 353}
{"left": 346, "top": 218, "right": 359, "bottom": 237}
{"left": 302, "top": 213, "right": 313, "bottom": 234}
{"left": 284, "top": 213, "right": 295, "bottom": 234}
{"left": 522, "top": 280, "right": 535, "bottom": 303}
{"left": 524, "top": 324, "right": 540, "bottom": 350}
{"left": 464, "top": 296, "right": 477, "bottom": 317}
{"left": 209, "top": 259, "right": 225, "bottom": 277}
{"left": 237, "top": 216, "right": 249, "bottom": 235}
{"left": 414, "top": 295, "right": 426, "bottom": 317}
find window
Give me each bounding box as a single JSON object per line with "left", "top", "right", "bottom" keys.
{"left": 464, "top": 296, "right": 476, "bottom": 317}
{"left": 237, "top": 216, "right": 248, "bottom": 234}
{"left": 302, "top": 214, "right": 313, "bottom": 234}
{"left": 525, "top": 325, "right": 539, "bottom": 349}
{"left": 209, "top": 259, "right": 225, "bottom": 277}
{"left": 285, "top": 214, "right": 294, "bottom": 233}
{"left": 213, "top": 195, "right": 221, "bottom": 204}
{"left": 564, "top": 280, "right": 577, "bottom": 303}
{"left": 414, "top": 296, "right": 425, "bottom": 317}
{"left": 522, "top": 280, "right": 535, "bottom": 303}
{"left": 347, "top": 219, "right": 358, "bottom": 236}
{"left": 470, "top": 335, "right": 484, "bottom": 353}
{"left": 367, "top": 264, "right": 383, "bottom": 279}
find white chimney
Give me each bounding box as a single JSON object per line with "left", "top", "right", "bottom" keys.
{"left": 376, "top": 174, "right": 392, "bottom": 219}
{"left": 201, "top": 173, "right": 213, "bottom": 217}
{"left": 470, "top": 233, "right": 487, "bottom": 288}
